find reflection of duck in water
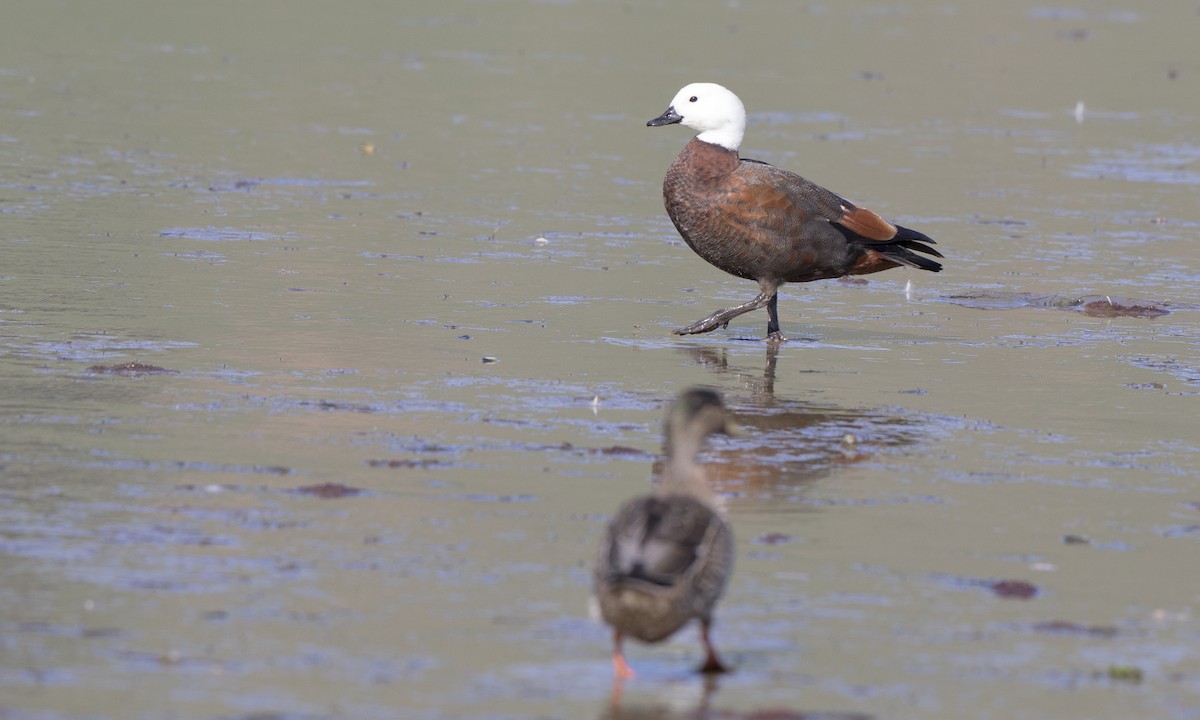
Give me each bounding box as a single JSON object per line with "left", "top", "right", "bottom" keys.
{"left": 592, "top": 388, "right": 737, "bottom": 679}
{"left": 599, "top": 675, "right": 719, "bottom": 719}
{"left": 677, "top": 345, "right": 920, "bottom": 488}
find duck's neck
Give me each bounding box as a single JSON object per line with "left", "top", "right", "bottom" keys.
{"left": 695, "top": 119, "right": 744, "bottom": 152}
{"left": 679, "top": 137, "right": 740, "bottom": 181}
{"left": 658, "top": 432, "right": 716, "bottom": 503}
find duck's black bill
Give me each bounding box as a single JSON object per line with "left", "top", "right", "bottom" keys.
{"left": 647, "top": 107, "right": 683, "bottom": 127}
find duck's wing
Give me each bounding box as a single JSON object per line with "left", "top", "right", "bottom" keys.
{"left": 738, "top": 159, "right": 938, "bottom": 244}
{"left": 737, "top": 159, "right": 942, "bottom": 271}
{"left": 603, "top": 495, "right": 720, "bottom": 590}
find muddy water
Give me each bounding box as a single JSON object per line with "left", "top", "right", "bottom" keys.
{"left": 3, "top": 1, "right": 1199, "bottom": 718}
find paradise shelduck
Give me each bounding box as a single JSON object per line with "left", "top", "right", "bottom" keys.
{"left": 648, "top": 82, "right": 943, "bottom": 342}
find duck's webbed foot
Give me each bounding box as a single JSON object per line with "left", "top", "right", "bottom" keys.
{"left": 697, "top": 621, "right": 730, "bottom": 674}
{"left": 675, "top": 314, "right": 729, "bottom": 335}
{"left": 675, "top": 291, "right": 775, "bottom": 336}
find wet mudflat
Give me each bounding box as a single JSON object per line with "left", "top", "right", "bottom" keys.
{"left": 2, "top": 1, "right": 1199, "bottom": 718}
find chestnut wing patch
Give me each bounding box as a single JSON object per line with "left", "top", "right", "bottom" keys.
{"left": 835, "top": 203, "right": 899, "bottom": 242}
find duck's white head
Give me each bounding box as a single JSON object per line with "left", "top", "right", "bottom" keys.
{"left": 647, "top": 82, "right": 747, "bottom": 151}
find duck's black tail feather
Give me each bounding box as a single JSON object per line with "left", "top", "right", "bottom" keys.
{"left": 881, "top": 224, "right": 943, "bottom": 272}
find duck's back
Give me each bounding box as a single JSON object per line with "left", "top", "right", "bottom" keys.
{"left": 662, "top": 138, "right": 879, "bottom": 284}
{"left": 594, "top": 493, "right": 733, "bottom": 642}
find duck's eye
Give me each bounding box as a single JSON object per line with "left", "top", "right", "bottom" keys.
{"left": 689, "top": 96, "right": 698, "bottom": 102}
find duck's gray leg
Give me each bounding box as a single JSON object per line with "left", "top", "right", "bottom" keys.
{"left": 676, "top": 279, "right": 782, "bottom": 337}
{"left": 697, "top": 620, "right": 729, "bottom": 674}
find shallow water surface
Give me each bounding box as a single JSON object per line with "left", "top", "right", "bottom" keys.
{"left": 2, "top": 1, "right": 1199, "bottom": 719}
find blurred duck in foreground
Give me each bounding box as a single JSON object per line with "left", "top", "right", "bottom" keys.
{"left": 592, "top": 388, "right": 737, "bottom": 678}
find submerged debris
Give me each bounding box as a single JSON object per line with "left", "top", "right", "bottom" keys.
{"left": 366, "top": 458, "right": 452, "bottom": 469}
{"left": 1082, "top": 299, "right": 1169, "bottom": 318}
{"left": 303, "top": 399, "right": 376, "bottom": 413}
{"left": 1032, "top": 620, "right": 1118, "bottom": 638}
{"left": 87, "top": 361, "right": 178, "bottom": 376}
{"left": 943, "top": 291, "right": 1176, "bottom": 317}
{"left": 1104, "top": 665, "right": 1144, "bottom": 684}
{"left": 590, "top": 445, "right": 648, "bottom": 457}
{"left": 991, "top": 579, "right": 1039, "bottom": 599}
{"left": 292, "top": 482, "right": 364, "bottom": 499}
{"left": 933, "top": 569, "right": 1043, "bottom": 598}
{"left": 553, "top": 442, "right": 653, "bottom": 460}
{"left": 753, "top": 532, "right": 794, "bottom": 545}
